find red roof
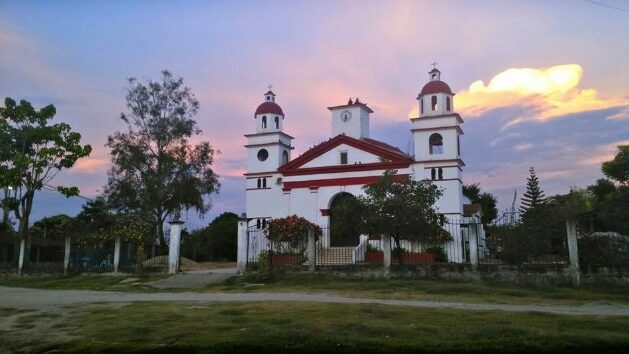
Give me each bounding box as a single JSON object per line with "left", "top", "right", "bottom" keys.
{"left": 254, "top": 102, "right": 284, "bottom": 116}
{"left": 419, "top": 80, "right": 453, "bottom": 96}
{"left": 279, "top": 134, "right": 412, "bottom": 174}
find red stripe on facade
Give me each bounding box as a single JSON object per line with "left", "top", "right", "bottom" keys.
{"left": 282, "top": 174, "right": 409, "bottom": 191}
{"left": 281, "top": 161, "right": 411, "bottom": 176}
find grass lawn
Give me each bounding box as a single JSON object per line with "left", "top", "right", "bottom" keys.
{"left": 207, "top": 273, "right": 629, "bottom": 306}
{"left": 2, "top": 301, "right": 628, "bottom": 353}
{"left": 0, "top": 273, "right": 167, "bottom": 291}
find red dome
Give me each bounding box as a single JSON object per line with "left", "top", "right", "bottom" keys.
{"left": 419, "top": 80, "right": 453, "bottom": 96}
{"left": 255, "top": 102, "right": 284, "bottom": 116}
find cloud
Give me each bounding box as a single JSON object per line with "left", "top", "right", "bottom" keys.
{"left": 409, "top": 64, "right": 629, "bottom": 127}
{"left": 579, "top": 139, "right": 629, "bottom": 166}
{"left": 514, "top": 143, "right": 533, "bottom": 151}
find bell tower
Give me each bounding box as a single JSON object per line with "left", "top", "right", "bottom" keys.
{"left": 245, "top": 89, "right": 294, "bottom": 174}
{"left": 411, "top": 67, "right": 464, "bottom": 216}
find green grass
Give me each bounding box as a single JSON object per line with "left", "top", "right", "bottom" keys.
{"left": 4, "top": 301, "right": 628, "bottom": 353}
{"left": 207, "top": 273, "right": 629, "bottom": 305}
{"left": 0, "top": 273, "right": 167, "bottom": 291}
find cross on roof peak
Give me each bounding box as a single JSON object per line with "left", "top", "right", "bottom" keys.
{"left": 431, "top": 62, "right": 438, "bottom": 69}
{"left": 267, "top": 84, "right": 273, "bottom": 91}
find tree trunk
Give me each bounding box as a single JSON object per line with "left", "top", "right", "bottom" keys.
{"left": 18, "top": 191, "right": 35, "bottom": 266}
{"left": 394, "top": 236, "right": 403, "bottom": 265}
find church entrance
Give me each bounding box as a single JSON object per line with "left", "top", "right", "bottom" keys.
{"left": 329, "top": 192, "right": 361, "bottom": 247}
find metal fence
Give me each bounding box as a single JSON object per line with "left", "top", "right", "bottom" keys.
{"left": 0, "top": 234, "right": 175, "bottom": 274}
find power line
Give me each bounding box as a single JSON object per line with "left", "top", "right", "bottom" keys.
{"left": 43, "top": 184, "right": 95, "bottom": 202}
{"left": 584, "top": 0, "right": 629, "bottom": 13}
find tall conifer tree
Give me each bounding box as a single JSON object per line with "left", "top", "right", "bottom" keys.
{"left": 519, "top": 167, "right": 546, "bottom": 214}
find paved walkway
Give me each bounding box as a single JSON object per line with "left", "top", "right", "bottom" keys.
{"left": 146, "top": 268, "right": 237, "bottom": 289}
{"left": 2, "top": 286, "right": 629, "bottom": 316}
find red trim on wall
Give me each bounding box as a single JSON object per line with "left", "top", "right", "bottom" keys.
{"left": 281, "top": 161, "right": 411, "bottom": 176}
{"left": 320, "top": 209, "right": 330, "bottom": 216}
{"left": 282, "top": 174, "right": 409, "bottom": 191}
{"left": 279, "top": 134, "right": 412, "bottom": 172}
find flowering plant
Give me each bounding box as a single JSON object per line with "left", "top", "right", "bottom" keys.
{"left": 265, "top": 215, "right": 321, "bottom": 246}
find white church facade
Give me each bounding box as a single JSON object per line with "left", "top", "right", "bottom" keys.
{"left": 244, "top": 69, "right": 482, "bottom": 263}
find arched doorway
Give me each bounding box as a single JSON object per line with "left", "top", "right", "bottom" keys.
{"left": 329, "top": 192, "right": 361, "bottom": 247}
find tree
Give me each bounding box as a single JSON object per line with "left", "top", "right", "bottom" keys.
{"left": 462, "top": 183, "right": 498, "bottom": 225}
{"left": 519, "top": 167, "right": 546, "bottom": 215}
{"left": 105, "top": 71, "right": 220, "bottom": 246}
{"left": 0, "top": 98, "right": 91, "bottom": 264}
{"left": 602, "top": 145, "right": 629, "bottom": 185}
{"left": 357, "top": 170, "right": 449, "bottom": 265}
{"left": 587, "top": 178, "right": 616, "bottom": 201}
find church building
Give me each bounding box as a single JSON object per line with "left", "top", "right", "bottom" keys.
{"left": 244, "top": 68, "right": 479, "bottom": 262}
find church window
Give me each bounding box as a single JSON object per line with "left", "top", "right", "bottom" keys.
{"left": 275, "top": 116, "right": 279, "bottom": 129}
{"left": 446, "top": 97, "right": 451, "bottom": 111}
{"left": 262, "top": 116, "right": 267, "bottom": 128}
{"left": 431, "top": 95, "right": 438, "bottom": 111}
{"left": 340, "top": 151, "right": 348, "bottom": 165}
{"left": 262, "top": 178, "right": 267, "bottom": 188}
{"left": 262, "top": 219, "right": 267, "bottom": 228}
{"left": 256, "top": 219, "right": 261, "bottom": 229}
{"left": 420, "top": 99, "right": 424, "bottom": 114}
{"left": 439, "top": 214, "right": 446, "bottom": 226}
{"left": 257, "top": 178, "right": 261, "bottom": 188}
{"left": 282, "top": 151, "right": 289, "bottom": 165}
{"left": 457, "top": 135, "right": 461, "bottom": 156}
{"left": 438, "top": 168, "right": 443, "bottom": 180}
{"left": 429, "top": 133, "right": 443, "bottom": 154}
{"left": 431, "top": 168, "right": 436, "bottom": 181}
{"left": 257, "top": 149, "right": 269, "bottom": 161}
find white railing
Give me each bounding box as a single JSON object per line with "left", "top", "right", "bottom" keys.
{"left": 352, "top": 235, "right": 369, "bottom": 264}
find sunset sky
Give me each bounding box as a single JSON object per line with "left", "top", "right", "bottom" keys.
{"left": 1, "top": 0, "right": 628, "bottom": 228}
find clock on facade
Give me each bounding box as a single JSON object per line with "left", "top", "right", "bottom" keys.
{"left": 341, "top": 110, "right": 352, "bottom": 122}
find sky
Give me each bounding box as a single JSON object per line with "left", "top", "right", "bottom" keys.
{"left": 1, "top": 0, "right": 628, "bottom": 229}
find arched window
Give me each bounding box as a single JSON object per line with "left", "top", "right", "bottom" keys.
{"left": 429, "top": 133, "right": 443, "bottom": 154}
{"left": 431, "top": 95, "right": 438, "bottom": 111}
{"left": 256, "top": 219, "right": 261, "bottom": 229}
{"left": 262, "top": 116, "right": 267, "bottom": 128}
{"left": 446, "top": 97, "right": 451, "bottom": 111}
{"left": 282, "top": 151, "right": 289, "bottom": 164}
{"left": 431, "top": 168, "right": 436, "bottom": 181}
{"left": 257, "top": 178, "right": 261, "bottom": 188}
{"left": 262, "top": 219, "right": 267, "bottom": 228}
{"left": 274, "top": 116, "right": 279, "bottom": 129}
{"left": 420, "top": 99, "right": 424, "bottom": 115}
{"left": 262, "top": 178, "right": 267, "bottom": 188}
{"left": 438, "top": 168, "right": 443, "bottom": 180}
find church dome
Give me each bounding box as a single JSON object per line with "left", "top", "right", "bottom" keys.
{"left": 254, "top": 101, "right": 284, "bottom": 116}
{"left": 420, "top": 80, "right": 453, "bottom": 96}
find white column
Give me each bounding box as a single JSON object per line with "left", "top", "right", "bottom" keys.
{"left": 237, "top": 220, "right": 248, "bottom": 274}
{"left": 566, "top": 219, "right": 581, "bottom": 285}
{"left": 113, "top": 236, "right": 121, "bottom": 274}
{"left": 382, "top": 234, "right": 391, "bottom": 277}
{"left": 308, "top": 228, "right": 316, "bottom": 272}
{"left": 168, "top": 220, "right": 184, "bottom": 274}
{"left": 468, "top": 222, "right": 479, "bottom": 270}
{"left": 63, "top": 236, "right": 71, "bottom": 275}
{"left": 17, "top": 238, "right": 25, "bottom": 276}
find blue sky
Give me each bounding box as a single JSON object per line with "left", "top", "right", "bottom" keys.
{"left": 1, "top": 0, "right": 628, "bottom": 228}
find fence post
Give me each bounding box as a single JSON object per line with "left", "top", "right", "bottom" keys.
{"left": 566, "top": 218, "right": 581, "bottom": 286}
{"left": 63, "top": 235, "right": 71, "bottom": 275}
{"left": 237, "top": 220, "right": 248, "bottom": 274}
{"left": 113, "top": 236, "right": 121, "bottom": 274}
{"left": 382, "top": 234, "right": 391, "bottom": 278}
{"left": 168, "top": 219, "right": 184, "bottom": 274}
{"left": 17, "top": 238, "right": 25, "bottom": 276}
{"left": 308, "top": 228, "right": 316, "bottom": 272}
{"left": 468, "top": 222, "right": 479, "bottom": 271}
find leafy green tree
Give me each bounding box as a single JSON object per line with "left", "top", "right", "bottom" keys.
{"left": 206, "top": 212, "right": 239, "bottom": 261}
{"left": 0, "top": 98, "right": 91, "bottom": 264}
{"left": 357, "top": 170, "right": 449, "bottom": 265}
{"left": 602, "top": 145, "right": 629, "bottom": 185}
{"left": 462, "top": 183, "right": 498, "bottom": 226}
{"left": 105, "top": 71, "right": 220, "bottom": 246}
{"left": 587, "top": 178, "right": 616, "bottom": 201}
{"left": 519, "top": 167, "right": 547, "bottom": 215}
